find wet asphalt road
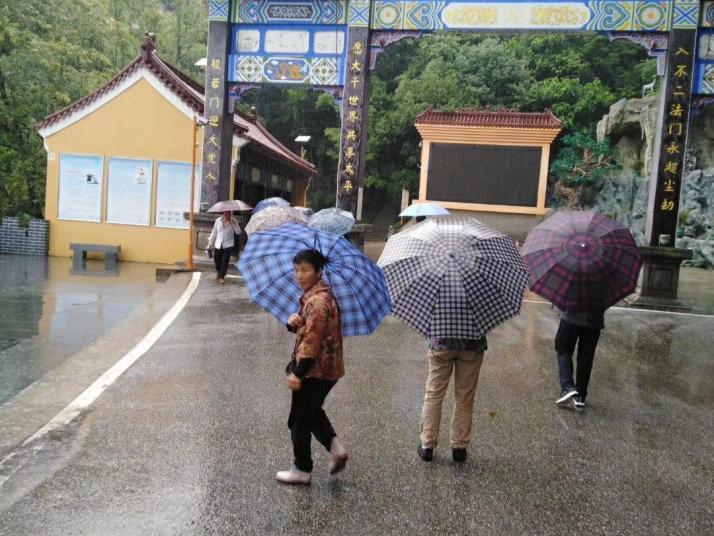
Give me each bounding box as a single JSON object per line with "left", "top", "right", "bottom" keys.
{"left": 1, "top": 275, "right": 713, "bottom": 535}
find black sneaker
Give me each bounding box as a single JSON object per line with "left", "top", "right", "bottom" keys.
{"left": 573, "top": 395, "right": 586, "bottom": 411}
{"left": 417, "top": 445, "right": 433, "bottom": 462}
{"left": 452, "top": 448, "right": 467, "bottom": 462}
{"left": 556, "top": 388, "right": 578, "bottom": 406}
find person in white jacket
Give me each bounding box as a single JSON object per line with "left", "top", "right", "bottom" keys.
{"left": 207, "top": 211, "right": 240, "bottom": 284}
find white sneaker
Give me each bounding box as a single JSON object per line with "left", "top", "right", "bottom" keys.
{"left": 276, "top": 466, "right": 311, "bottom": 485}
{"left": 556, "top": 388, "right": 578, "bottom": 405}
{"left": 328, "top": 437, "right": 348, "bottom": 475}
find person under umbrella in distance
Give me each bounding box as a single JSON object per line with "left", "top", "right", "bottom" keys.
{"left": 521, "top": 210, "right": 642, "bottom": 412}
{"left": 206, "top": 210, "right": 240, "bottom": 284}
{"left": 278, "top": 249, "right": 348, "bottom": 485}
{"left": 378, "top": 217, "right": 529, "bottom": 463}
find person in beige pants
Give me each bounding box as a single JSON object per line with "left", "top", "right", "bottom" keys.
{"left": 418, "top": 337, "right": 487, "bottom": 462}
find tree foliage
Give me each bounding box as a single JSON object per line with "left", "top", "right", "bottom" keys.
{"left": 549, "top": 131, "right": 620, "bottom": 208}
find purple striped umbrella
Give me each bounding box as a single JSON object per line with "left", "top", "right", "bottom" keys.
{"left": 521, "top": 210, "right": 642, "bottom": 312}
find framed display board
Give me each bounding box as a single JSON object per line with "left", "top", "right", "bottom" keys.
{"left": 58, "top": 154, "right": 104, "bottom": 222}
{"left": 427, "top": 143, "right": 541, "bottom": 207}
{"left": 106, "top": 157, "right": 153, "bottom": 226}
{"left": 155, "top": 161, "right": 201, "bottom": 229}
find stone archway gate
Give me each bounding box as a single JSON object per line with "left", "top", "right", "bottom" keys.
{"left": 201, "top": 0, "right": 714, "bottom": 250}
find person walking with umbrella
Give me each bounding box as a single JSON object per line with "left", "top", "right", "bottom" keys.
{"left": 378, "top": 217, "right": 530, "bottom": 462}
{"left": 237, "top": 223, "right": 390, "bottom": 484}
{"left": 521, "top": 210, "right": 642, "bottom": 411}
{"left": 207, "top": 209, "right": 241, "bottom": 284}
{"left": 278, "top": 249, "right": 348, "bottom": 485}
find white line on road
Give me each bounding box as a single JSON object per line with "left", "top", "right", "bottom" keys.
{"left": 522, "top": 298, "right": 714, "bottom": 319}
{"left": 0, "top": 272, "right": 201, "bottom": 487}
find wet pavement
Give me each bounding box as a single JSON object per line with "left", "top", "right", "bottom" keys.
{"left": 0, "top": 255, "right": 170, "bottom": 405}
{"left": 0, "top": 274, "right": 713, "bottom": 535}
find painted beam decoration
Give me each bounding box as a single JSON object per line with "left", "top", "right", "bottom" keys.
{"left": 650, "top": 26, "right": 697, "bottom": 245}
{"left": 231, "top": 1, "right": 684, "bottom": 33}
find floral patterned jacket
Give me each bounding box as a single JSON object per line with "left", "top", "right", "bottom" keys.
{"left": 291, "top": 279, "right": 344, "bottom": 381}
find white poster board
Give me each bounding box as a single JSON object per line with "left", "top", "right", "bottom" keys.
{"left": 106, "top": 158, "right": 153, "bottom": 226}
{"left": 155, "top": 162, "right": 201, "bottom": 229}
{"left": 58, "top": 154, "right": 103, "bottom": 222}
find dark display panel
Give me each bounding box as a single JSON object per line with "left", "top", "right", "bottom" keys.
{"left": 427, "top": 143, "right": 541, "bottom": 207}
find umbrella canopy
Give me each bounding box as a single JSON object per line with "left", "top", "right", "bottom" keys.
{"left": 237, "top": 223, "right": 391, "bottom": 336}
{"left": 309, "top": 207, "right": 356, "bottom": 236}
{"left": 399, "top": 203, "right": 450, "bottom": 218}
{"left": 207, "top": 199, "right": 253, "bottom": 213}
{"left": 244, "top": 207, "right": 308, "bottom": 237}
{"left": 378, "top": 216, "right": 529, "bottom": 340}
{"left": 521, "top": 210, "right": 642, "bottom": 312}
{"left": 253, "top": 197, "right": 290, "bottom": 213}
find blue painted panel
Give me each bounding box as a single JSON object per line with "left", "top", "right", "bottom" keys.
{"left": 694, "top": 30, "right": 714, "bottom": 94}
{"left": 229, "top": 23, "right": 347, "bottom": 85}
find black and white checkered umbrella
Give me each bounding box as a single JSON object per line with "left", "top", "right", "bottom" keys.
{"left": 377, "top": 217, "right": 530, "bottom": 339}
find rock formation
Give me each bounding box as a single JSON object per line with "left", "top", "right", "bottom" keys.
{"left": 583, "top": 96, "right": 714, "bottom": 268}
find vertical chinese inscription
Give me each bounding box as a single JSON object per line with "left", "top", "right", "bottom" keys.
{"left": 650, "top": 29, "right": 697, "bottom": 245}
{"left": 201, "top": 6, "right": 234, "bottom": 208}
{"left": 337, "top": 27, "right": 369, "bottom": 215}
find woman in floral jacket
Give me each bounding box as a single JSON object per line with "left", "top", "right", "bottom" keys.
{"left": 276, "top": 249, "right": 348, "bottom": 485}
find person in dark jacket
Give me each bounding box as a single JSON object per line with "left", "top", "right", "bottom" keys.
{"left": 554, "top": 308, "right": 605, "bottom": 411}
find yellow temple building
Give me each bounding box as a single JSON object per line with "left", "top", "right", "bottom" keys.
{"left": 36, "top": 36, "right": 315, "bottom": 264}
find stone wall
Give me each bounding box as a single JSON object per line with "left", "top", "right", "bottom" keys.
{"left": 587, "top": 97, "right": 714, "bottom": 268}
{"left": 0, "top": 217, "right": 50, "bottom": 256}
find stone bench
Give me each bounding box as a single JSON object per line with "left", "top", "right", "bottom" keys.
{"left": 70, "top": 243, "right": 121, "bottom": 272}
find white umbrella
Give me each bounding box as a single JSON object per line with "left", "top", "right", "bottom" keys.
{"left": 399, "top": 203, "right": 450, "bottom": 218}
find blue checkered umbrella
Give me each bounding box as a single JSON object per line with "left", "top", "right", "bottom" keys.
{"left": 309, "top": 208, "right": 356, "bottom": 236}
{"left": 237, "top": 223, "right": 390, "bottom": 336}
{"left": 253, "top": 197, "right": 290, "bottom": 213}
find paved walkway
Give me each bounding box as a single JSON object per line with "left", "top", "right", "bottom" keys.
{"left": 1, "top": 275, "right": 713, "bottom": 535}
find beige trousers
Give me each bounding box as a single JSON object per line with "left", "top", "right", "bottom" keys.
{"left": 420, "top": 349, "right": 484, "bottom": 449}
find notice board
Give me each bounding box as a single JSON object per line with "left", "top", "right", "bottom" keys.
{"left": 427, "top": 143, "right": 541, "bottom": 207}
{"left": 155, "top": 162, "right": 201, "bottom": 229}
{"left": 106, "top": 157, "right": 153, "bottom": 226}
{"left": 58, "top": 154, "right": 103, "bottom": 222}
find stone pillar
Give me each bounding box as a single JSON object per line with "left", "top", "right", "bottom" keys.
{"left": 630, "top": 12, "right": 699, "bottom": 311}
{"left": 200, "top": 0, "right": 234, "bottom": 209}
{"left": 336, "top": 3, "right": 371, "bottom": 217}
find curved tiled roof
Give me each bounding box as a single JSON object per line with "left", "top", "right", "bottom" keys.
{"left": 415, "top": 107, "right": 563, "bottom": 130}
{"left": 37, "top": 42, "right": 315, "bottom": 176}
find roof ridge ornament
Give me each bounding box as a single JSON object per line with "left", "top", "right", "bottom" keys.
{"left": 141, "top": 32, "right": 156, "bottom": 61}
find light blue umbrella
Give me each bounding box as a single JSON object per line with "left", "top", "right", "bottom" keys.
{"left": 309, "top": 208, "right": 356, "bottom": 236}
{"left": 399, "top": 203, "right": 450, "bottom": 218}
{"left": 253, "top": 197, "right": 290, "bottom": 213}
{"left": 237, "top": 223, "right": 390, "bottom": 336}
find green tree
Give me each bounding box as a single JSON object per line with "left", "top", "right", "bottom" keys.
{"left": 549, "top": 131, "right": 620, "bottom": 208}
